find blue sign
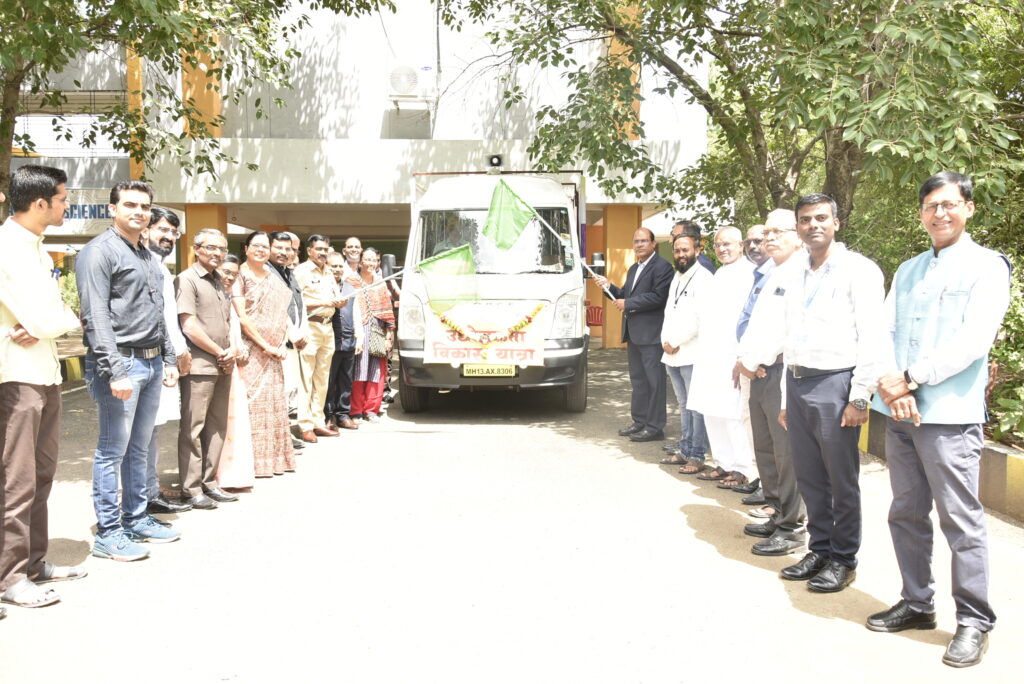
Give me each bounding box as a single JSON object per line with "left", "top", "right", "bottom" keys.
{"left": 65, "top": 204, "right": 111, "bottom": 220}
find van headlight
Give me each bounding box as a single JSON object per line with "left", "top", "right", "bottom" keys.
{"left": 399, "top": 293, "right": 426, "bottom": 341}
{"left": 549, "top": 291, "right": 582, "bottom": 339}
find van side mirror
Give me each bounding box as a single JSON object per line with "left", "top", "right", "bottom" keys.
{"left": 381, "top": 253, "right": 397, "bottom": 278}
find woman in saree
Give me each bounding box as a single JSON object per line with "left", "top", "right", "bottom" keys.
{"left": 233, "top": 232, "right": 296, "bottom": 477}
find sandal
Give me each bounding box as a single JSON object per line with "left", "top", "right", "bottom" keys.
{"left": 29, "top": 561, "right": 88, "bottom": 584}
{"left": 0, "top": 578, "right": 60, "bottom": 608}
{"left": 718, "top": 472, "right": 749, "bottom": 489}
{"left": 678, "top": 458, "right": 707, "bottom": 475}
{"left": 659, "top": 453, "right": 689, "bottom": 465}
{"left": 696, "top": 466, "right": 729, "bottom": 481}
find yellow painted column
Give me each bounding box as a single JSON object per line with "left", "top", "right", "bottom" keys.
{"left": 126, "top": 48, "right": 145, "bottom": 179}
{"left": 181, "top": 38, "right": 223, "bottom": 138}
{"left": 585, "top": 223, "right": 606, "bottom": 340}
{"left": 182, "top": 204, "right": 227, "bottom": 269}
{"left": 602, "top": 205, "right": 642, "bottom": 349}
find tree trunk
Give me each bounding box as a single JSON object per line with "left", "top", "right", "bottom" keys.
{"left": 821, "top": 129, "right": 862, "bottom": 224}
{"left": 0, "top": 65, "right": 27, "bottom": 217}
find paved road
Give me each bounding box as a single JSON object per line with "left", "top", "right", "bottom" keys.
{"left": 2, "top": 349, "right": 1022, "bottom": 683}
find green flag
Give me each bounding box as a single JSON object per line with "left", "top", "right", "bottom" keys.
{"left": 482, "top": 180, "right": 536, "bottom": 250}
{"left": 418, "top": 244, "right": 478, "bottom": 314}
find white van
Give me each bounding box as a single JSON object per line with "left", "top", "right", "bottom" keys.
{"left": 396, "top": 173, "right": 588, "bottom": 412}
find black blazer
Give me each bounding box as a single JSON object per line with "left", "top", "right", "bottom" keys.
{"left": 607, "top": 253, "right": 674, "bottom": 345}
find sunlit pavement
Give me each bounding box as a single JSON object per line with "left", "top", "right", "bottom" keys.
{"left": 1, "top": 349, "right": 1021, "bottom": 683}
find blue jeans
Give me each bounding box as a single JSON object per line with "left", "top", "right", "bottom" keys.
{"left": 146, "top": 426, "right": 161, "bottom": 501}
{"left": 666, "top": 364, "right": 709, "bottom": 460}
{"left": 85, "top": 352, "right": 164, "bottom": 536}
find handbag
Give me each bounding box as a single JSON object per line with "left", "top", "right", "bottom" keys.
{"left": 368, "top": 317, "right": 389, "bottom": 358}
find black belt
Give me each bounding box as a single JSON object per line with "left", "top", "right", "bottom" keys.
{"left": 118, "top": 346, "right": 161, "bottom": 359}
{"left": 788, "top": 365, "right": 854, "bottom": 380}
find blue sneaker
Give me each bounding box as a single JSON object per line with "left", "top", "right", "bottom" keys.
{"left": 126, "top": 515, "right": 181, "bottom": 544}
{"left": 92, "top": 530, "right": 150, "bottom": 561}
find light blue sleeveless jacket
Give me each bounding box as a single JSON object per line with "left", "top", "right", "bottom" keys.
{"left": 872, "top": 235, "right": 1007, "bottom": 424}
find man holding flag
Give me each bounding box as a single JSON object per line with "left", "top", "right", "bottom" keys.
{"left": 594, "top": 228, "right": 674, "bottom": 442}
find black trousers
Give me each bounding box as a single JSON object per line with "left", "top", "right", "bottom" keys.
{"left": 325, "top": 348, "right": 355, "bottom": 421}
{"left": 786, "top": 369, "right": 861, "bottom": 568}
{"left": 627, "top": 342, "right": 666, "bottom": 431}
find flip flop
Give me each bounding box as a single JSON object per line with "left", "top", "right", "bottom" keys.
{"left": 29, "top": 561, "right": 88, "bottom": 584}
{"left": 0, "top": 578, "right": 60, "bottom": 608}
{"left": 659, "top": 453, "right": 689, "bottom": 465}
{"left": 679, "top": 458, "right": 707, "bottom": 475}
{"left": 696, "top": 466, "right": 728, "bottom": 481}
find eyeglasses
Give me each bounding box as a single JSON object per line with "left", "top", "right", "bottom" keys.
{"left": 198, "top": 244, "right": 228, "bottom": 254}
{"left": 744, "top": 238, "right": 764, "bottom": 245}
{"left": 152, "top": 225, "right": 182, "bottom": 238}
{"left": 922, "top": 200, "right": 967, "bottom": 215}
{"left": 248, "top": 243, "right": 270, "bottom": 251}
{"left": 763, "top": 228, "right": 797, "bottom": 238}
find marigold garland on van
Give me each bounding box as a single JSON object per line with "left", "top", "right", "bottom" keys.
{"left": 436, "top": 303, "right": 545, "bottom": 353}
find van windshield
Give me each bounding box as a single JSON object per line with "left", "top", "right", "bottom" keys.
{"left": 419, "top": 208, "right": 572, "bottom": 274}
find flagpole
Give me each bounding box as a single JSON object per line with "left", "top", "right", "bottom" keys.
{"left": 526, "top": 200, "right": 615, "bottom": 300}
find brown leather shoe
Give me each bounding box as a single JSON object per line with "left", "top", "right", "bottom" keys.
{"left": 300, "top": 430, "right": 318, "bottom": 443}
{"left": 338, "top": 416, "right": 359, "bottom": 430}
{"left": 314, "top": 426, "right": 339, "bottom": 437}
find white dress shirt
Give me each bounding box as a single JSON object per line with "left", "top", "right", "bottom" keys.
{"left": 0, "top": 217, "right": 81, "bottom": 385}
{"left": 780, "top": 243, "right": 885, "bottom": 403}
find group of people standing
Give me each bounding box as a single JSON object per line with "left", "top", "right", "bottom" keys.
{"left": 595, "top": 172, "right": 1009, "bottom": 669}
{"left": 0, "top": 165, "right": 396, "bottom": 618}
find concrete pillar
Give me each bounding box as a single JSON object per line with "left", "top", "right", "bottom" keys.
{"left": 601, "top": 205, "right": 642, "bottom": 349}
{"left": 126, "top": 49, "right": 144, "bottom": 179}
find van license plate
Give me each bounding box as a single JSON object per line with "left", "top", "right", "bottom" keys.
{"left": 462, "top": 364, "right": 516, "bottom": 377}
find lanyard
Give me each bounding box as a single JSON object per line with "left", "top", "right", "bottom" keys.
{"left": 672, "top": 268, "right": 698, "bottom": 308}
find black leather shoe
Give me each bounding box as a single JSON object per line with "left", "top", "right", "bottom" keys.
{"left": 741, "top": 488, "right": 766, "bottom": 505}
{"left": 744, "top": 520, "right": 778, "bottom": 538}
{"left": 291, "top": 438, "right": 305, "bottom": 450}
{"left": 187, "top": 493, "right": 218, "bottom": 510}
{"left": 204, "top": 487, "right": 238, "bottom": 503}
{"left": 731, "top": 478, "right": 760, "bottom": 494}
{"left": 866, "top": 600, "right": 937, "bottom": 633}
{"left": 629, "top": 429, "right": 665, "bottom": 442}
{"left": 662, "top": 444, "right": 681, "bottom": 454}
{"left": 618, "top": 423, "right": 644, "bottom": 436}
{"left": 807, "top": 560, "right": 856, "bottom": 593}
{"left": 752, "top": 529, "right": 807, "bottom": 556}
{"left": 942, "top": 625, "right": 988, "bottom": 668}
{"left": 147, "top": 494, "right": 192, "bottom": 514}
{"left": 781, "top": 552, "right": 828, "bottom": 581}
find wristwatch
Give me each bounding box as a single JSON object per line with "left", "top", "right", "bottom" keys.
{"left": 903, "top": 369, "right": 919, "bottom": 391}
{"left": 851, "top": 398, "right": 869, "bottom": 411}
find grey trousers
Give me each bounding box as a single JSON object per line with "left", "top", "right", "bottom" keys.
{"left": 178, "top": 373, "right": 231, "bottom": 497}
{"left": 786, "top": 370, "right": 861, "bottom": 568}
{"left": 749, "top": 364, "right": 805, "bottom": 530}
{"left": 885, "top": 419, "right": 996, "bottom": 631}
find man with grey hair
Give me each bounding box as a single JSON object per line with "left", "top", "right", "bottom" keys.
{"left": 174, "top": 228, "right": 236, "bottom": 509}
{"left": 686, "top": 226, "right": 757, "bottom": 488}
{"left": 736, "top": 209, "right": 809, "bottom": 554}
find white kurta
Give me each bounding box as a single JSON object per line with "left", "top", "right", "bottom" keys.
{"left": 688, "top": 259, "right": 755, "bottom": 420}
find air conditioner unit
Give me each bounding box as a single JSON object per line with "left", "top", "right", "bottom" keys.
{"left": 388, "top": 62, "right": 437, "bottom": 103}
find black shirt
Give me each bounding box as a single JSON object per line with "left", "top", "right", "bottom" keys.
{"left": 77, "top": 227, "right": 174, "bottom": 380}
